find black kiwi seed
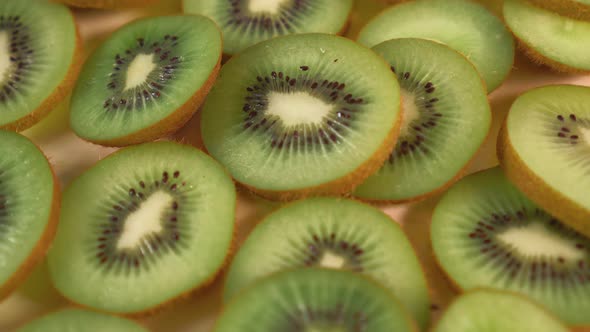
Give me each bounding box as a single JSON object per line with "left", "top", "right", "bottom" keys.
{"left": 0, "top": 15, "right": 33, "bottom": 103}
{"left": 555, "top": 113, "right": 587, "bottom": 145}
{"left": 225, "top": 0, "right": 313, "bottom": 33}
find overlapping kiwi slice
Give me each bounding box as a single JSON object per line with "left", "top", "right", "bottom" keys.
{"left": 527, "top": 0, "right": 590, "bottom": 20}
{"left": 498, "top": 85, "right": 590, "bottom": 237}
{"left": 0, "top": 0, "right": 81, "bottom": 131}
{"left": 433, "top": 289, "right": 569, "bottom": 332}
{"left": 17, "top": 308, "right": 148, "bottom": 332}
{"left": 357, "top": 0, "right": 515, "bottom": 92}
{"left": 224, "top": 197, "right": 430, "bottom": 328}
{"left": 354, "top": 38, "right": 491, "bottom": 202}
{"left": 69, "top": 15, "right": 222, "bottom": 146}
{"left": 201, "top": 33, "right": 401, "bottom": 200}
{"left": 504, "top": 0, "right": 590, "bottom": 72}
{"left": 0, "top": 130, "right": 59, "bottom": 300}
{"left": 432, "top": 167, "right": 590, "bottom": 325}
{"left": 216, "top": 268, "right": 418, "bottom": 332}
{"left": 57, "top": 0, "right": 158, "bottom": 9}
{"left": 47, "top": 141, "right": 236, "bottom": 315}
{"left": 183, "top": 0, "right": 353, "bottom": 56}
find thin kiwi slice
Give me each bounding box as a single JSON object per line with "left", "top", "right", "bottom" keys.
{"left": 526, "top": 0, "right": 590, "bottom": 21}
{"left": 69, "top": 15, "right": 222, "bottom": 146}
{"left": 17, "top": 308, "right": 147, "bottom": 332}
{"left": 504, "top": 0, "right": 590, "bottom": 72}
{"left": 0, "top": 130, "right": 59, "bottom": 301}
{"left": 47, "top": 141, "right": 236, "bottom": 315}
{"left": 357, "top": 0, "right": 515, "bottom": 92}
{"left": 0, "top": 0, "right": 81, "bottom": 131}
{"left": 224, "top": 197, "right": 430, "bottom": 328}
{"left": 354, "top": 38, "right": 491, "bottom": 202}
{"left": 57, "top": 0, "right": 158, "bottom": 9}
{"left": 431, "top": 167, "right": 590, "bottom": 325}
{"left": 498, "top": 85, "right": 590, "bottom": 237}
{"left": 433, "top": 289, "right": 569, "bottom": 332}
{"left": 182, "top": 0, "right": 353, "bottom": 56}
{"left": 201, "top": 33, "right": 401, "bottom": 201}
{"left": 215, "top": 268, "right": 418, "bottom": 332}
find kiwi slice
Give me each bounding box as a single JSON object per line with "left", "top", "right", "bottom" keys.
{"left": 47, "top": 141, "right": 236, "bottom": 315}
{"left": 216, "top": 268, "right": 418, "bottom": 332}
{"left": 224, "top": 197, "right": 430, "bottom": 328}
{"left": 0, "top": 130, "right": 59, "bottom": 300}
{"left": 498, "top": 85, "right": 590, "bottom": 237}
{"left": 17, "top": 308, "right": 147, "bottom": 332}
{"left": 526, "top": 0, "right": 590, "bottom": 21}
{"left": 353, "top": 38, "right": 491, "bottom": 202}
{"left": 0, "top": 0, "right": 81, "bottom": 131}
{"left": 431, "top": 167, "right": 590, "bottom": 325}
{"left": 182, "top": 0, "right": 353, "bottom": 56}
{"left": 504, "top": 0, "right": 590, "bottom": 72}
{"left": 57, "top": 0, "right": 158, "bottom": 9}
{"left": 201, "top": 33, "right": 401, "bottom": 201}
{"left": 433, "top": 289, "right": 569, "bottom": 332}
{"left": 357, "top": 0, "right": 514, "bottom": 92}
{"left": 69, "top": 15, "right": 222, "bottom": 146}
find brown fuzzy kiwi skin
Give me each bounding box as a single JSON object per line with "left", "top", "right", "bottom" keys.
{"left": 1, "top": 16, "right": 83, "bottom": 133}
{"left": 527, "top": 0, "right": 590, "bottom": 20}
{"left": 58, "top": 0, "right": 159, "bottom": 9}
{"left": 497, "top": 114, "right": 590, "bottom": 237}
{"left": 0, "top": 149, "right": 61, "bottom": 301}
{"left": 514, "top": 37, "right": 590, "bottom": 74}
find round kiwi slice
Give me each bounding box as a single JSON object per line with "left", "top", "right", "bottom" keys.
{"left": 504, "top": 0, "right": 590, "bottom": 73}
{"left": 498, "top": 85, "right": 590, "bottom": 237}
{"left": 47, "top": 141, "right": 236, "bottom": 315}
{"left": 200, "top": 33, "right": 401, "bottom": 201}
{"left": 224, "top": 197, "right": 430, "bottom": 328}
{"left": 433, "top": 289, "right": 570, "bottom": 332}
{"left": 526, "top": 0, "right": 590, "bottom": 21}
{"left": 353, "top": 38, "right": 491, "bottom": 202}
{"left": 182, "top": 0, "right": 353, "bottom": 56}
{"left": 0, "top": 0, "right": 81, "bottom": 132}
{"left": 69, "top": 15, "right": 222, "bottom": 146}
{"left": 0, "top": 130, "right": 59, "bottom": 301}
{"left": 357, "top": 0, "right": 515, "bottom": 92}
{"left": 17, "top": 308, "right": 147, "bottom": 332}
{"left": 57, "top": 0, "right": 158, "bottom": 9}
{"left": 215, "top": 268, "right": 418, "bottom": 332}
{"left": 432, "top": 166, "right": 590, "bottom": 325}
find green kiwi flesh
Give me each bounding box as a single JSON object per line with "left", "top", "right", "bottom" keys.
{"left": 223, "top": 197, "right": 430, "bottom": 328}
{"left": 215, "top": 268, "right": 417, "bottom": 332}
{"left": 525, "top": 0, "right": 590, "bottom": 23}
{"left": 182, "top": 0, "right": 354, "bottom": 55}
{"left": 433, "top": 289, "right": 569, "bottom": 332}
{"left": 70, "top": 15, "right": 222, "bottom": 146}
{"left": 357, "top": 0, "right": 515, "bottom": 92}
{"left": 17, "top": 308, "right": 148, "bottom": 332}
{"left": 0, "top": 0, "right": 79, "bottom": 131}
{"left": 504, "top": 0, "right": 590, "bottom": 72}
{"left": 432, "top": 167, "right": 590, "bottom": 325}
{"left": 47, "top": 141, "right": 236, "bottom": 314}
{"left": 354, "top": 38, "right": 491, "bottom": 202}
{"left": 200, "top": 33, "right": 401, "bottom": 199}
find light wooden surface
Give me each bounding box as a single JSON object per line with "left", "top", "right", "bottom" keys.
{"left": 1, "top": 0, "right": 589, "bottom": 331}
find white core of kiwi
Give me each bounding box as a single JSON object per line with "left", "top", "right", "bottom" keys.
{"left": 0, "top": 31, "right": 11, "bottom": 84}
{"left": 266, "top": 91, "right": 334, "bottom": 127}
{"left": 248, "top": 0, "right": 288, "bottom": 14}
{"left": 124, "top": 53, "right": 157, "bottom": 91}
{"left": 497, "top": 222, "right": 584, "bottom": 260}
{"left": 581, "top": 127, "right": 590, "bottom": 145}
{"left": 400, "top": 89, "right": 420, "bottom": 138}
{"left": 318, "top": 251, "right": 347, "bottom": 269}
{"left": 116, "top": 191, "right": 173, "bottom": 250}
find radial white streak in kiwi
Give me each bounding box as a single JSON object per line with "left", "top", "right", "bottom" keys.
{"left": 496, "top": 222, "right": 584, "bottom": 261}
{"left": 266, "top": 91, "right": 333, "bottom": 127}
{"left": 248, "top": 0, "right": 289, "bottom": 14}
{"left": 117, "top": 191, "right": 173, "bottom": 250}
{"left": 123, "top": 53, "right": 157, "bottom": 91}
{"left": 0, "top": 31, "right": 11, "bottom": 84}
{"left": 318, "top": 251, "right": 346, "bottom": 269}
{"left": 400, "top": 89, "right": 420, "bottom": 138}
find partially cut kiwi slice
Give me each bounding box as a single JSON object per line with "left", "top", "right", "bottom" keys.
{"left": 215, "top": 268, "right": 418, "bottom": 332}
{"left": 224, "top": 197, "right": 430, "bottom": 328}
{"left": 57, "top": 0, "right": 158, "bottom": 9}
{"left": 0, "top": 130, "right": 59, "bottom": 300}
{"left": 70, "top": 15, "right": 222, "bottom": 146}
{"left": 17, "top": 308, "right": 147, "bottom": 332}
{"left": 526, "top": 0, "right": 590, "bottom": 21}
{"left": 357, "top": 0, "right": 515, "bottom": 92}
{"left": 432, "top": 167, "right": 590, "bottom": 325}
{"left": 504, "top": 0, "right": 590, "bottom": 72}
{"left": 433, "top": 289, "right": 569, "bottom": 332}
{"left": 0, "top": 0, "right": 81, "bottom": 131}
{"left": 498, "top": 85, "right": 590, "bottom": 237}
{"left": 354, "top": 38, "right": 491, "bottom": 202}
{"left": 183, "top": 0, "right": 353, "bottom": 56}
{"left": 47, "top": 141, "right": 236, "bottom": 315}
{"left": 201, "top": 33, "right": 401, "bottom": 201}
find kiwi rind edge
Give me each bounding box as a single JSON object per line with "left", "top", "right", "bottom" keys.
{"left": 59, "top": 0, "right": 159, "bottom": 9}
{"left": 527, "top": 0, "right": 590, "bottom": 21}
